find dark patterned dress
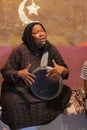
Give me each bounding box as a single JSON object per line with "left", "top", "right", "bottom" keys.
{"left": 1, "top": 43, "right": 72, "bottom": 130}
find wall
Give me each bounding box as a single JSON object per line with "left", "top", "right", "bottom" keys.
{"left": 1, "top": 0, "right": 87, "bottom": 46}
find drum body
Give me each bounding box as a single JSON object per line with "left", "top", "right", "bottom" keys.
{"left": 31, "top": 67, "right": 63, "bottom": 100}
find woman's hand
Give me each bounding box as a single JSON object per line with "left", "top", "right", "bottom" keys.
{"left": 18, "top": 64, "right": 36, "bottom": 86}
{"left": 46, "top": 59, "right": 68, "bottom": 79}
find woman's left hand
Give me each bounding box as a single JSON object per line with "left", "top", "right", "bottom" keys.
{"left": 46, "top": 59, "right": 66, "bottom": 79}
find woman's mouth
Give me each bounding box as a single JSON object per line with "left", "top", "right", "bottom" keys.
{"left": 39, "top": 37, "right": 46, "bottom": 42}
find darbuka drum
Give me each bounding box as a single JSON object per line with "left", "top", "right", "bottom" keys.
{"left": 31, "top": 67, "right": 63, "bottom": 100}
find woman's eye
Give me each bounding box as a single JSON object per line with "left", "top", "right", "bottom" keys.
{"left": 33, "top": 32, "right": 37, "bottom": 34}
{"left": 32, "top": 30, "right": 44, "bottom": 35}
{"left": 41, "top": 29, "right": 44, "bottom": 32}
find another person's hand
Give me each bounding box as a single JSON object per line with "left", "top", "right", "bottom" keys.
{"left": 18, "top": 64, "right": 36, "bottom": 86}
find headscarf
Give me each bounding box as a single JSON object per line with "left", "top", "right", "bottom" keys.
{"left": 22, "top": 22, "right": 51, "bottom": 57}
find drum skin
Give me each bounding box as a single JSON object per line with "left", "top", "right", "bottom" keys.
{"left": 31, "top": 67, "right": 63, "bottom": 100}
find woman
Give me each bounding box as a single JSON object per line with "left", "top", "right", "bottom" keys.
{"left": 1, "top": 22, "right": 72, "bottom": 130}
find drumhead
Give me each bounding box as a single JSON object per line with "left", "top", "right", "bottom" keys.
{"left": 31, "top": 67, "right": 63, "bottom": 100}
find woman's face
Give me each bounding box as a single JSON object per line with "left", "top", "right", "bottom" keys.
{"left": 32, "top": 24, "right": 47, "bottom": 48}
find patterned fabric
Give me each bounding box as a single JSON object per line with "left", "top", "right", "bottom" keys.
{"left": 1, "top": 43, "right": 72, "bottom": 130}
{"left": 64, "top": 90, "right": 85, "bottom": 115}
{"left": 1, "top": 85, "right": 72, "bottom": 130}
{"left": 80, "top": 61, "right": 87, "bottom": 80}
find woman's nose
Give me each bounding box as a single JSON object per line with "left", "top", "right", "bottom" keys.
{"left": 39, "top": 31, "right": 43, "bottom": 36}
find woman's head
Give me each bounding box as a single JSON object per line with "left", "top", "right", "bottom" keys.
{"left": 22, "top": 22, "right": 47, "bottom": 48}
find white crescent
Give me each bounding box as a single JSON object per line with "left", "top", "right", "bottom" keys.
{"left": 18, "top": 0, "right": 38, "bottom": 25}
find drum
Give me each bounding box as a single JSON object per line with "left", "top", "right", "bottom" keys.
{"left": 30, "top": 66, "right": 63, "bottom": 100}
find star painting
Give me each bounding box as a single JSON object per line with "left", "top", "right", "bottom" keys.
{"left": 26, "top": 1, "right": 40, "bottom": 15}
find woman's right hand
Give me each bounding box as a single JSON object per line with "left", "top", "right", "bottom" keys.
{"left": 18, "top": 64, "right": 36, "bottom": 86}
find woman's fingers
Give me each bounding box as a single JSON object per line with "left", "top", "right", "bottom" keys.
{"left": 26, "top": 64, "right": 31, "bottom": 71}
{"left": 24, "top": 72, "right": 36, "bottom": 86}
{"left": 52, "top": 59, "right": 57, "bottom": 67}
{"left": 24, "top": 78, "right": 34, "bottom": 86}
{"left": 46, "top": 68, "right": 58, "bottom": 78}
{"left": 23, "top": 75, "right": 35, "bottom": 86}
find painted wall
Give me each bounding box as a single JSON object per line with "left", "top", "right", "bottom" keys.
{"left": 0, "top": 0, "right": 87, "bottom": 46}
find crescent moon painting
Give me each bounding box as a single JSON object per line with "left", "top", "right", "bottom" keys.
{"left": 18, "top": 0, "right": 40, "bottom": 25}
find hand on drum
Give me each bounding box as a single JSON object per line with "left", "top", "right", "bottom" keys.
{"left": 18, "top": 64, "right": 36, "bottom": 86}
{"left": 46, "top": 59, "right": 64, "bottom": 79}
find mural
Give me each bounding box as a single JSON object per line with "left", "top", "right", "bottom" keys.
{"left": 0, "top": 0, "right": 87, "bottom": 46}
{"left": 18, "top": 0, "right": 40, "bottom": 24}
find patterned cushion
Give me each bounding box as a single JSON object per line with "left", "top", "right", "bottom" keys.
{"left": 64, "top": 89, "right": 85, "bottom": 115}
